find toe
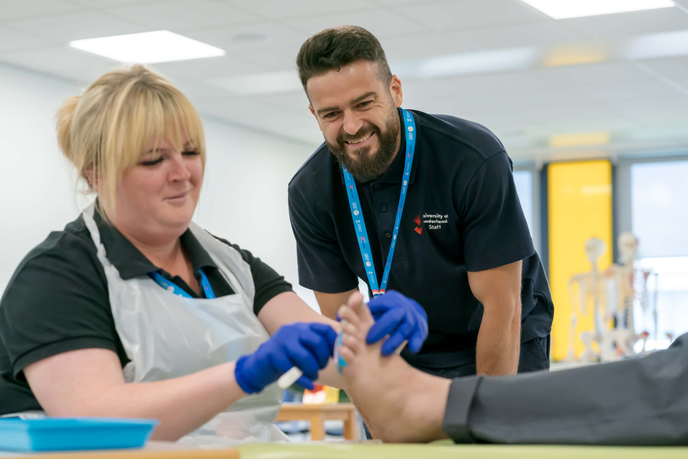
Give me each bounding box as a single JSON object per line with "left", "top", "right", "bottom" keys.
{"left": 339, "top": 305, "right": 361, "bottom": 328}
{"left": 356, "top": 299, "right": 375, "bottom": 329}
{"left": 345, "top": 292, "right": 375, "bottom": 330}
{"left": 342, "top": 333, "right": 362, "bottom": 354}
{"left": 342, "top": 320, "right": 366, "bottom": 341}
{"left": 347, "top": 291, "right": 364, "bottom": 309}
{"left": 339, "top": 345, "right": 357, "bottom": 364}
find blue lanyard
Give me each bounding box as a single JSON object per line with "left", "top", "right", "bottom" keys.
{"left": 342, "top": 108, "right": 416, "bottom": 297}
{"left": 149, "top": 269, "right": 216, "bottom": 299}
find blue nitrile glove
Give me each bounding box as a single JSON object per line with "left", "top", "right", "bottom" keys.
{"left": 365, "top": 290, "right": 428, "bottom": 356}
{"left": 234, "top": 322, "right": 336, "bottom": 394}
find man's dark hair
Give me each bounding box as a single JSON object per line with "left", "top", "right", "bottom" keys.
{"left": 296, "top": 25, "right": 393, "bottom": 93}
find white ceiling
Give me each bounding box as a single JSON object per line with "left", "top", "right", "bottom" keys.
{"left": 1, "top": 0, "right": 688, "bottom": 161}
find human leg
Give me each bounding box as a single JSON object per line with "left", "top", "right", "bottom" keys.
{"left": 337, "top": 293, "right": 451, "bottom": 443}
{"left": 444, "top": 334, "right": 688, "bottom": 445}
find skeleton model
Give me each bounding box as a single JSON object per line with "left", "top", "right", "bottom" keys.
{"left": 565, "top": 235, "right": 653, "bottom": 363}
{"left": 605, "top": 232, "right": 651, "bottom": 357}
{"left": 566, "top": 237, "right": 615, "bottom": 362}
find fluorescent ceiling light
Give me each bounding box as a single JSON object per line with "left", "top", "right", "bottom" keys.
{"left": 69, "top": 31, "right": 225, "bottom": 64}
{"left": 622, "top": 30, "right": 688, "bottom": 60}
{"left": 549, "top": 132, "right": 610, "bottom": 148}
{"left": 392, "top": 48, "right": 538, "bottom": 80}
{"left": 211, "top": 71, "right": 302, "bottom": 96}
{"left": 543, "top": 43, "right": 609, "bottom": 67}
{"left": 210, "top": 48, "right": 538, "bottom": 94}
{"left": 520, "top": 0, "right": 674, "bottom": 19}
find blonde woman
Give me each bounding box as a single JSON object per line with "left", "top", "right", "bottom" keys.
{"left": 0, "top": 65, "right": 402, "bottom": 444}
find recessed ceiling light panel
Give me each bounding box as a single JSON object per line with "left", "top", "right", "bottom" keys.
{"left": 211, "top": 71, "right": 302, "bottom": 96}
{"left": 69, "top": 31, "right": 225, "bottom": 64}
{"left": 392, "top": 48, "right": 539, "bottom": 79}
{"left": 520, "top": 0, "right": 674, "bottom": 19}
{"left": 549, "top": 132, "right": 610, "bottom": 148}
{"left": 623, "top": 30, "right": 688, "bottom": 60}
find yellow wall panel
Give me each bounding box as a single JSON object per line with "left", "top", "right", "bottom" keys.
{"left": 548, "top": 160, "right": 613, "bottom": 361}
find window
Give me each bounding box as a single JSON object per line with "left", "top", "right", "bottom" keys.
{"left": 635, "top": 256, "right": 688, "bottom": 350}
{"left": 617, "top": 157, "right": 688, "bottom": 350}
{"left": 631, "top": 160, "right": 688, "bottom": 258}
{"left": 513, "top": 169, "right": 534, "bottom": 236}
{"left": 513, "top": 165, "right": 541, "bottom": 253}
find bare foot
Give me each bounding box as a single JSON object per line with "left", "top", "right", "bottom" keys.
{"left": 338, "top": 293, "right": 451, "bottom": 443}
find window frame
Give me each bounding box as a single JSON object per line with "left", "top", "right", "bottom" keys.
{"left": 513, "top": 161, "right": 541, "bottom": 254}
{"left": 614, "top": 153, "right": 688, "bottom": 263}
{"left": 614, "top": 153, "right": 688, "bottom": 346}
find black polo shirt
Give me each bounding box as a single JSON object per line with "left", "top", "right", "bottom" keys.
{"left": 0, "top": 210, "right": 292, "bottom": 415}
{"left": 289, "top": 108, "right": 553, "bottom": 370}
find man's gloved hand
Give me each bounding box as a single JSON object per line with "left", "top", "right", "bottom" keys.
{"left": 365, "top": 290, "right": 428, "bottom": 356}
{"left": 235, "top": 322, "right": 336, "bottom": 394}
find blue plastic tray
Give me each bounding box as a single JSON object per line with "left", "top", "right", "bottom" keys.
{"left": 0, "top": 418, "right": 159, "bottom": 452}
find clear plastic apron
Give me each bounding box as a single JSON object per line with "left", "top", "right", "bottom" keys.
{"left": 81, "top": 204, "right": 287, "bottom": 446}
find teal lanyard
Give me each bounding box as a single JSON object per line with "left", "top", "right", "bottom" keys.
{"left": 342, "top": 108, "right": 416, "bottom": 297}
{"left": 149, "top": 269, "right": 216, "bottom": 299}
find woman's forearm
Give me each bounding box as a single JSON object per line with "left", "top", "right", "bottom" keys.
{"left": 43, "top": 360, "right": 245, "bottom": 441}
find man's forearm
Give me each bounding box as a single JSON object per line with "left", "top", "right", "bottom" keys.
{"left": 476, "top": 300, "right": 521, "bottom": 375}
{"left": 315, "top": 289, "right": 358, "bottom": 320}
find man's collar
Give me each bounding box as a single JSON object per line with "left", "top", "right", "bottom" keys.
{"left": 93, "top": 210, "right": 217, "bottom": 280}
{"left": 337, "top": 108, "right": 421, "bottom": 186}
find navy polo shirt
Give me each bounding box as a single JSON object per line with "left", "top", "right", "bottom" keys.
{"left": 288, "top": 108, "right": 553, "bottom": 370}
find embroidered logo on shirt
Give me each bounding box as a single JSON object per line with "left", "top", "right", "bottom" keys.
{"left": 423, "top": 213, "right": 449, "bottom": 230}
{"left": 413, "top": 215, "right": 422, "bottom": 235}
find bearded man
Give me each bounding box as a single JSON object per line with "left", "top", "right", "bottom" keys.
{"left": 288, "top": 25, "right": 553, "bottom": 383}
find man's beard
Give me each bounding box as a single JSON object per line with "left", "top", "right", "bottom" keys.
{"left": 328, "top": 113, "right": 400, "bottom": 181}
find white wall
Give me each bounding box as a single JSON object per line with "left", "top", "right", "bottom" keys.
{"left": 196, "top": 119, "right": 320, "bottom": 308}
{"left": 0, "top": 62, "right": 321, "bottom": 309}
{"left": 0, "top": 65, "right": 83, "bottom": 293}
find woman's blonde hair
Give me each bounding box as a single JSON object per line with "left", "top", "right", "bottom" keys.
{"left": 55, "top": 64, "right": 206, "bottom": 217}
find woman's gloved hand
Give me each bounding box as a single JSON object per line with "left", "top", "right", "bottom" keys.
{"left": 365, "top": 290, "right": 429, "bottom": 356}
{"left": 235, "top": 322, "right": 336, "bottom": 394}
